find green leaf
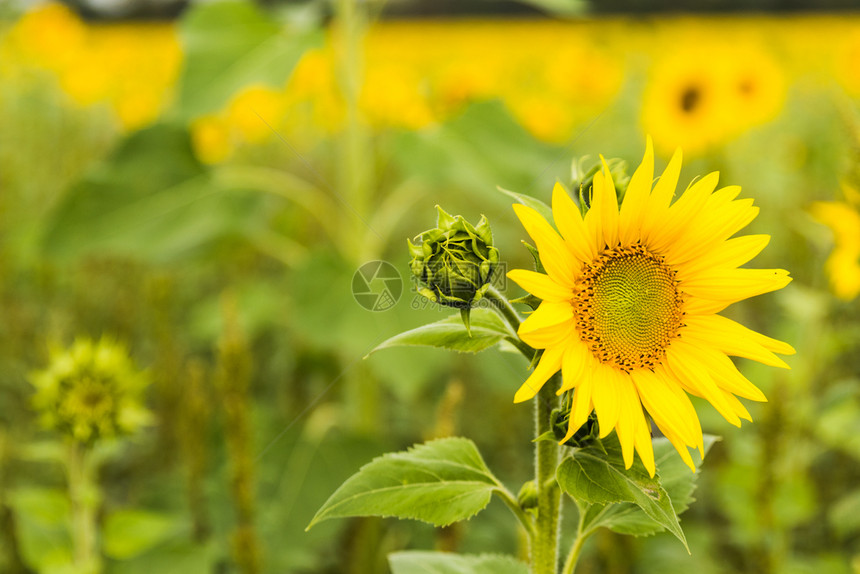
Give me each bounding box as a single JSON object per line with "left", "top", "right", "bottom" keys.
{"left": 307, "top": 437, "right": 501, "bottom": 529}
{"left": 367, "top": 308, "right": 511, "bottom": 356}
{"left": 497, "top": 186, "right": 554, "bottom": 224}
{"left": 831, "top": 487, "right": 860, "bottom": 537}
{"left": 654, "top": 435, "right": 718, "bottom": 515}
{"left": 389, "top": 551, "right": 528, "bottom": 574}
{"left": 557, "top": 434, "right": 690, "bottom": 551}
{"left": 42, "top": 123, "right": 266, "bottom": 263}
{"left": 102, "top": 509, "right": 178, "bottom": 560}
{"left": 176, "top": 0, "right": 321, "bottom": 119}
{"left": 567, "top": 436, "right": 717, "bottom": 542}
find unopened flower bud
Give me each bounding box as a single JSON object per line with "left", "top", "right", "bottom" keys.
{"left": 29, "top": 337, "right": 151, "bottom": 444}
{"left": 517, "top": 479, "right": 538, "bottom": 510}
{"left": 408, "top": 206, "right": 500, "bottom": 321}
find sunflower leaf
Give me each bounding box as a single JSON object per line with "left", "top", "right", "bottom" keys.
{"left": 307, "top": 438, "right": 502, "bottom": 529}
{"left": 590, "top": 435, "right": 718, "bottom": 538}
{"left": 557, "top": 434, "right": 692, "bottom": 552}
{"left": 366, "top": 309, "right": 511, "bottom": 356}
{"left": 389, "top": 551, "right": 528, "bottom": 574}
{"left": 176, "top": 0, "right": 321, "bottom": 119}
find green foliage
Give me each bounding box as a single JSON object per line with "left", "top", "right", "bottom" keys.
{"left": 368, "top": 309, "right": 512, "bottom": 355}
{"left": 558, "top": 434, "right": 718, "bottom": 550}
{"left": 577, "top": 436, "right": 718, "bottom": 540}
{"left": 829, "top": 487, "right": 860, "bottom": 538}
{"left": 5, "top": 487, "right": 73, "bottom": 571}
{"left": 308, "top": 438, "right": 503, "bottom": 529}
{"left": 41, "top": 123, "right": 265, "bottom": 263}
{"left": 176, "top": 0, "right": 321, "bottom": 119}
{"left": 102, "top": 509, "right": 178, "bottom": 560}
{"left": 389, "top": 551, "right": 529, "bottom": 574}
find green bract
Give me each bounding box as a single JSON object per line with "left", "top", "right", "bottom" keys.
{"left": 29, "top": 337, "right": 151, "bottom": 444}
{"left": 407, "top": 206, "right": 500, "bottom": 312}
{"left": 572, "top": 156, "right": 630, "bottom": 212}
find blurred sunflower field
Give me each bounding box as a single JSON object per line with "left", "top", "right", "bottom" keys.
{"left": 1, "top": 0, "right": 860, "bottom": 572}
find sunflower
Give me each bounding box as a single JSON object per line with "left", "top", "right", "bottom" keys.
{"left": 809, "top": 187, "right": 860, "bottom": 300}
{"left": 642, "top": 47, "right": 733, "bottom": 157}
{"left": 507, "top": 139, "right": 794, "bottom": 476}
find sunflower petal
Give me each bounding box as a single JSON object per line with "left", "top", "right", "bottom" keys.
{"left": 649, "top": 171, "right": 720, "bottom": 253}
{"left": 591, "top": 364, "right": 621, "bottom": 438}
{"left": 514, "top": 345, "right": 563, "bottom": 403}
{"left": 598, "top": 156, "right": 620, "bottom": 248}
{"left": 657, "top": 425, "right": 697, "bottom": 472}
{"left": 682, "top": 314, "right": 794, "bottom": 368}
{"left": 665, "top": 343, "right": 742, "bottom": 427}
{"left": 558, "top": 341, "right": 591, "bottom": 393}
{"left": 519, "top": 301, "right": 574, "bottom": 335}
{"left": 618, "top": 137, "right": 654, "bottom": 245}
{"left": 682, "top": 268, "right": 792, "bottom": 302}
{"left": 676, "top": 234, "right": 771, "bottom": 280}
{"left": 513, "top": 203, "right": 578, "bottom": 287}
{"left": 507, "top": 269, "right": 573, "bottom": 302}
{"left": 641, "top": 147, "right": 682, "bottom": 243}
{"left": 552, "top": 182, "right": 594, "bottom": 262}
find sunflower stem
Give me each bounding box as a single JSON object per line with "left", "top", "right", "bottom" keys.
{"left": 532, "top": 374, "right": 561, "bottom": 574}
{"left": 485, "top": 285, "right": 521, "bottom": 334}
{"left": 494, "top": 485, "right": 536, "bottom": 538}
{"left": 560, "top": 511, "right": 588, "bottom": 574}
{"left": 67, "top": 441, "right": 100, "bottom": 574}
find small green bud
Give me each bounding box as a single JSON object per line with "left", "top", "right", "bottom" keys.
{"left": 553, "top": 408, "right": 600, "bottom": 448}
{"left": 29, "top": 337, "right": 151, "bottom": 444}
{"left": 408, "top": 206, "right": 501, "bottom": 316}
{"left": 572, "top": 156, "right": 630, "bottom": 214}
{"left": 517, "top": 479, "right": 539, "bottom": 511}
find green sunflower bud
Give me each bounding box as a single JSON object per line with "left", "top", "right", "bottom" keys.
{"left": 408, "top": 206, "right": 501, "bottom": 331}
{"left": 29, "top": 337, "right": 151, "bottom": 445}
{"left": 552, "top": 407, "right": 600, "bottom": 448}
{"left": 572, "top": 156, "right": 630, "bottom": 214}
{"left": 517, "top": 479, "right": 539, "bottom": 511}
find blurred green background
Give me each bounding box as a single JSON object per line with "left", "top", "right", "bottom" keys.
{"left": 1, "top": 0, "right": 859, "bottom": 572}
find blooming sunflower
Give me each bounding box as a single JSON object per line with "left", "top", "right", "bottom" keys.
{"left": 507, "top": 139, "right": 794, "bottom": 476}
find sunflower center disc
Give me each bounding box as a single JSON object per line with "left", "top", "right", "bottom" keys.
{"left": 574, "top": 244, "right": 684, "bottom": 372}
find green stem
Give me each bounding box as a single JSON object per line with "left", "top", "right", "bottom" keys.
{"left": 485, "top": 285, "right": 522, "bottom": 334}
{"left": 68, "top": 442, "right": 99, "bottom": 574}
{"left": 334, "top": 0, "right": 371, "bottom": 263}
{"left": 561, "top": 512, "right": 588, "bottom": 574}
{"left": 494, "top": 486, "right": 535, "bottom": 538}
{"left": 532, "top": 375, "right": 561, "bottom": 574}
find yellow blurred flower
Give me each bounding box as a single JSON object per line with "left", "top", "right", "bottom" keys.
{"left": 226, "top": 84, "right": 286, "bottom": 144}
{"left": 361, "top": 62, "right": 434, "bottom": 130}
{"left": 810, "top": 188, "right": 860, "bottom": 300}
{"left": 837, "top": 30, "right": 860, "bottom": 97}
{"left": 7, "top": 2, "right": 87, "bottom": 72}
{"left": 642, "top": 46, "right": 734, "bottom": 157}
{"left": 4, "top": 4, "right": 180, "bottom": 131}
{"left": 283, "top": 48, "right": 344, "bottom": 133}
{"left": 642, "top": 38, "right": 785, "bottom": 157}
{"left": 29, "top": 337, "right": 151, "bottom": 444}
{"left": 191, "top": 114, "right": 234, "bottom": 164}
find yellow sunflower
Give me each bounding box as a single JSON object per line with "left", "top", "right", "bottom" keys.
{"left": 507, "top": 139, "right": 795, "bottom": 476}
{"left": 809, "top": 186, "right": 860, "bottom": 300}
